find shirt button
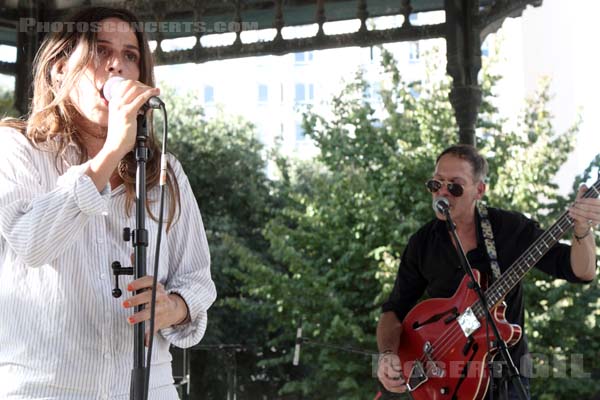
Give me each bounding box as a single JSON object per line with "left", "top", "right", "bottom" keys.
{"left": 97, "top": 238, "right": 105, "bottom": 244}
{"left": 102, "top": 211, "right": 109, "bottom": 216}
{"left": 104, "top": 353, "right": 111, "bottom": 360}
{"left": 100, "top": 273, "right": 107, "bottom": 280}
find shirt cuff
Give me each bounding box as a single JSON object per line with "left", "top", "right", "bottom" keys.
{"left": 160, "top": 289, "right": 210, "bottom": 348}
{"left": 381, "top": 301, "right": 407, "bottom": 322}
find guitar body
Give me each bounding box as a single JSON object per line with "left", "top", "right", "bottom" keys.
{"left": 375, "top": 180, "right": 600, "bottom": 400}
{"left": 397, "top": 270, "right": 521, "bottom": 400}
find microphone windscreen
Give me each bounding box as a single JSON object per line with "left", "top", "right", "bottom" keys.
{"left": 433, "top": 196, "right": 450, "bottom": 214}
{"left": 102, "top": 76, "right": 125, "bottom": 102}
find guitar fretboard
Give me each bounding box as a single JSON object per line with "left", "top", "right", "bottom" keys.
{"left": 471, "top": 179, "right": 600, "bottom": 319}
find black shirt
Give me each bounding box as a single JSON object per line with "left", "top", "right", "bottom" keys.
{"left": 382, "top": 206, "right": 589, "bottom": 375}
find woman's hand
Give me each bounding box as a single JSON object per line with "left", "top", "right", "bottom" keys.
{"left": 86, "top": 80, "right": 160, "bottom": 191}
{"left": 104, "top": 79, "right": 160, "bottom": 158}
{"left": 123, "top": 275, "right": 189, "bottom": 346}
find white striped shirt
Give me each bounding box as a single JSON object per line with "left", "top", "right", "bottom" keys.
{"left": 0, "top": 127, "right": 216, "bottom": 399}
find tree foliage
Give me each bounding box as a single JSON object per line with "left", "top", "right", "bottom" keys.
{"left": 0, "top": 87, "right": 17, "bottom": 118}
{"left": 155, "top": 87, "right": 286, "bottom": 398}
{"left": 218, "top": 47, "right": 599, "bottom": 399}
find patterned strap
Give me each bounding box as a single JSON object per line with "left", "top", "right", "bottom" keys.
{"left": 477, "top": 202, "right": 501, "bottom": 281}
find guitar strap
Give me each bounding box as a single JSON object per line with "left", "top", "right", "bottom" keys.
{"left": 477, "top": 201, "right": 502, "bottom": 282}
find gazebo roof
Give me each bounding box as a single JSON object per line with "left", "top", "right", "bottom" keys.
{"left": 0, "top": 0, "right": 542, "bottom": 144}
{"left": 1, "top": 0, "right": 540, "bottom": 65}
{"left": 1, "top": 1, "right": 478, "bottom": 46}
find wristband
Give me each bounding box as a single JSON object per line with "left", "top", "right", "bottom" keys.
{"left": 574, "top": 227, "right": 591, "bottom": 243}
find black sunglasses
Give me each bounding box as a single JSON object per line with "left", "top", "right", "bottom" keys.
{"left": 425, "top": 179, "right": 464, "bottom": 197}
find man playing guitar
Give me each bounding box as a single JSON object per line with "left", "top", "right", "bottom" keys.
{"left": 376, "top": 145, "right": 598, "bottom": 399}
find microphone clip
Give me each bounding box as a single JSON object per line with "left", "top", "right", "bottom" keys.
{"left": 111, "top": 261, "right": 133, "bottom": 298}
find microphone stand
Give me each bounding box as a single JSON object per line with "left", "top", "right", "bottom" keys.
{"left": 130, "top": 112, "right": 150, "bottom": 400}
{"left": 440, "top": 206, "right": 527, "bottom": 400}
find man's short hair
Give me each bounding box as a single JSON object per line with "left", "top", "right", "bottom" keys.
{"left": 436, "top": 144, "right": 488, "bottom": 183}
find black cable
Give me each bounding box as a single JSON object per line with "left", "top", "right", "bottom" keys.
{"left": 298, "top": 338, "right": 377, "bottom": 356}
{"left": 485, "top": 305, "right": 494, "bottom": 400}
{"left": 144, "top": 103, "right": 169, "bottom": 400}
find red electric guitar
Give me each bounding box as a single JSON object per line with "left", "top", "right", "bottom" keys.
{"left": 376, "top": 179, "right": 600, "bottom": 400}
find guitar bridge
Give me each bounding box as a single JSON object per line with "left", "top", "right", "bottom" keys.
{"left": 457, "top": 307, "right": 481, "bottom": 337}
{"left": 406, "top": 360, "right": 427, "bottom": 391}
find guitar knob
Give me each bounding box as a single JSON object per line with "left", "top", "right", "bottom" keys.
{"left": 440, "top": 387, "right": 449, "bottom": 395}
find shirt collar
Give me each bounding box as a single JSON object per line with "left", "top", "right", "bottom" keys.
{"left": 431, "top": 206, "right": 484, "bottom": 246}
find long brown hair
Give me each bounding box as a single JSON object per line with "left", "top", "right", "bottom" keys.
{"left": 1, "top": 7, "right": 180, "bottom": 229}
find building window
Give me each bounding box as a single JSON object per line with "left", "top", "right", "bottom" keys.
{"left": 409, "top": 86, "right": 420, "bottom": 99}
{"left": 295, "top": 84, "right": 304, "bottom": 102}
{"left": 204, "top": 85, "right": 214, "bottom": 103}
{"left": 295, "top": 122, "right": 306, "bottom": 142}
{"left": 481, "top": 40, "right": 490, "bottom": 57}
{"left": 295, "top": 83, "right": 314, "bottom": 103}
{"left": 294, "top": 51, "right": 314, "bottom": 64}
{"left": 258, "top": 84, "right": 268, "bottom": 103}
{"left": 409, "top": 42, "right": 420, "bottom": 63}
{"left": 367, "top": 82, "right": 382, "bottom": 103}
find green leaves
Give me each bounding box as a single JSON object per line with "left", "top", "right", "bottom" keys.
{"left": 0, "top": 87, "right": 18, "bottom": 118}
{"left": 157, "top": 44, "right": 598, "bottom": 398}
{"left": 241, "top": 46, "right": 596, "bottom": 398}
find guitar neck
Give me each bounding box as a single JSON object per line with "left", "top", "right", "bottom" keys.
{"left": 474, "top": 179, "right": 600, "bottom": 317}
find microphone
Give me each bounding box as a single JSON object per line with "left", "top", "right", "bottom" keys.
{"left": 292, "top": 326, "right": 302, "bottom": 366}
{"left": 102, "top": 76, "right": 163, "bottom": 110}
{"left": 433, "top": 196, "right": 450, "bottom": 215}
